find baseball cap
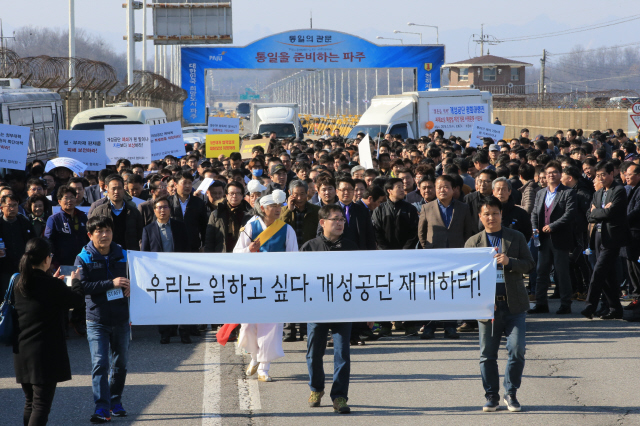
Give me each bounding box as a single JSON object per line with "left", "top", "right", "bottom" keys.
{"left": 271, "top": 164, "right": 287, "bottom": 175}
{"left": 489, "top": 145, "right": 500, "bottom": 152}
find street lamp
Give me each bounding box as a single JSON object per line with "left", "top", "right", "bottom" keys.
{"left": 393, "top": 30, "right": 422, "bottom": 44}
{"left": 376, "top": 36, "right": 403, "bottom": 44}
{"left": 407, "top": 22, "right": 439, "bottom": 44}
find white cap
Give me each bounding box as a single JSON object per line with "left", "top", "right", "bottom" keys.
{"left": 259, "top": 189, "right": 286, "bottom": 207}
{"left": 247, "top": 180, "right": 267, "bottom": 194}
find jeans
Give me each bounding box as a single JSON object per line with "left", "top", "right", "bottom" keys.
{"left": 86, "top": 321, "right": 130, "bottom": 411}
{"left": 307, "top": 322, "right": 352, "bottom": 401}
{"left": 21, "top": 383, "right": 57, "bottom": 426}
{"left": 535, "top": 239, "right": 572, "bottom": 307}
{"left": 479, "top": 301, "right": 526, "bottom": 397}
{"left": 586, "top": 232, "right": 623, "bottom": 312}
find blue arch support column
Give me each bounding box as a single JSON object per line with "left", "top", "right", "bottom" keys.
{"left": 181, "top": 29, "right": 445, "bottom": 125}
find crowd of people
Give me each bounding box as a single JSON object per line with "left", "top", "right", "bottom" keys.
{"left": 2, "top": 125, "right": 639, "bottom": 423}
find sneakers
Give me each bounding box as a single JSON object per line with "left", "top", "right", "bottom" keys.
{"left": 308, "top": 390, "right": 324, "bottom": 407}
{"left": 503, "top": 394, "right": 522, "bottom": 412}
{"left": 90, "top": 408, "right": 111, "bottom": 423}
{"left": 111, "top": 403, "right": 127, "bottom": 417}
{"left": 332, "top": 397, "right": 351, "bottom": 414}
{"left": 258, "top": 374, "right": 272, "bottom": 382}
{"left": 246, "top": 363, "right": 259, "bottom": 376}
{"left": 482, "top": 396, "right": 500, "bottom": 412}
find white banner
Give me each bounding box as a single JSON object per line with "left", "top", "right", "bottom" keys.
{"left": 104, "top": 124, "right": 151, "bottom": 165}
{"left": 150, "top": 121, "right": 186, "bottom": 160}
{"left": 0, "top": 123, "right": 30, "bottom": 171}
{"left": 429, "top": 104, "right": 489, "bottom": 133}
{"left": 58, "top": 130, "right": 107, "bottom": 170}
{"left": 128, "top": 248, "right": 497, "bottom": 325}
{"left": 207, "top": 117, "right": 240, "bottom": 135}
{"left": 358, "top": 135, "right": 374, "bottom": 169}
{"left": 470, "top": 122, "right": 506, "bottom": 148}
{"left": 45, "top": 157, "right": 87, "bottom": 176}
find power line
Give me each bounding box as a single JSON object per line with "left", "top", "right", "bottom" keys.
{"left": 497, "top": 14, "right": 640, "bottom": 42}
{"left": 508, "top": 41, "right": 640, "bottom": 58}
{"left": 549, "top": 72, "right": 640, "bottom": 86}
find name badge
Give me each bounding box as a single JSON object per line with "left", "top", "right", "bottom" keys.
{"left": 106, "top": 288, "right": 124, "bottom": 301}
{"left": 496, "top": 270, "right": 505, "bottom": 283}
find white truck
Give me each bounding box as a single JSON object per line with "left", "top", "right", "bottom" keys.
{"left": 347, "top": 89, "right": 493, "bottom": 140}
{"left": 250, "top": 103, "right": 305, "bottom": 139}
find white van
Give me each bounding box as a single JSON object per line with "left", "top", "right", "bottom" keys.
{"left": 70, "top": 103, "right": 167, "bottom": 130}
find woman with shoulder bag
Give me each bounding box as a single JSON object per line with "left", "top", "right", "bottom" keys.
{"left": 12, "top": 237, "right": 84, "bottom": 425}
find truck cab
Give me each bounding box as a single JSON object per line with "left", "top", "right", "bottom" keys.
{"left": 251, "top": 103, "right": 305, "bottom": 139}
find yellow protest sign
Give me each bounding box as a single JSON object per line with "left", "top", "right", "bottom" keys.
{"left": 205, "top": 134, "right": 240, "bottom": 159}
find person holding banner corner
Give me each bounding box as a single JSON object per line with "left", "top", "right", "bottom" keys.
{"left": 233, "top": 189, "right": 298, "bottom": 382}
{"left": 465, "top": 196, "right": 535, "bottom": 413}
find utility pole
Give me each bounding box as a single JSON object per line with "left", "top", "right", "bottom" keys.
{"left": 69, "top": 0, "right": 75, "bottom": 91}
{"left": 472, "top": 24, "right": 500, "bottom": 57}
{"left": 540, "top": 49, "right": 546, "bottom": 99}
{"left": 126, "top": 0, "right": 134, "bottom": 85}
{"left": 142, "top": 0, "right": 147, "bottom": 73}
{"left": 480, "top": 24, "right": 484, "bottom": 56}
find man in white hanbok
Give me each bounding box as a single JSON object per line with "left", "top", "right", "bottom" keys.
{"left": 233, "top": 190, "right": 298, "bottom": 381}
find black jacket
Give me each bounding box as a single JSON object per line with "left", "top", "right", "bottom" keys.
{"left": 622, "top": 182, "right": 640, "bottom": 259}
{"left": 168, "top": 194, "right": 208, "bottom": 252}
{"left": 479, "top": 199, "right": 532, "bottom": 242}
{"left": 141, "top": 219, "right": 189, "bottom": 253}
{"left": 531, "top": 184, "right": 577, "bottom": 251}
{"left": 300, "top": 235, "right": 359, "bottom": 252}
{"left": 138, "top": 199, "right": 156, "bottom": 227}
{"left": 13, "top": 270, "right": 85, "bottom": 384}
{"left": 463, "top": 191, "right": 486, "bottom": 232}
{"left": 316, "top": 201, "right": 377, "bottom": 250}
{"left": 371, "top": 199, "right": 419, "bottom": 249}
{"left": 588, "top": 181, "right": 629, "bottom": 249}
{"left": 0, "top": 215, "right": 36, "bottom": 274}
{"left": 204, "top": 200, "right": 253, "bottom": 253}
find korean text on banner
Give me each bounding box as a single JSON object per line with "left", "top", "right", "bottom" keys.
{"left": 45, "top": 157, "right": 87, "bottom": 176}
{"left": 470, "top": 122, "right": 506, "bottom": 148}
{"left": 104, "top": 124, "right": 151, "bottom": 165}
{"left": 128, "top": 248, "right": 497, "bottom": 325}
{"left": 207, "top": 117, "right": 240, "bottom": 135}
{"left": 58, "top": 130, "right": 107, "bottom": 170}
{"left": 429, "top": 104, "right": 488, "bottom": 133}
{"left": 206, "top": 134, "right": 240, "bottom": 159}
{"left": 358, "top": 135, "right": 374, "bottom": 169}
{"left": 150, "top": 121, "right": 186, "bottom": 160}
{"left": 0, "top": 123, "right": 30, "bottom": 171}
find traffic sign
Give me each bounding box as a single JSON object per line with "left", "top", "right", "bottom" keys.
{"left": 632, "top": 102, "right": 640, "bottom": 114}
{"left": 631, "top": 115, "right": 640, "bottom": 130}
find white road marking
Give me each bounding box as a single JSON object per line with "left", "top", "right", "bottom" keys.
{"left": 202, "top": 333, "right": 222, "bottom": 426}
{"left": 238, "top": 378, "right": 262, "bottom": 411}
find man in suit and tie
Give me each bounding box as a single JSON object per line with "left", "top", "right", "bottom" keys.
{"left": 582, "top": 161, "right": 629, "bottom": 319}
{"left": 529, "top": 161, "right": 577, "bottom": 315}
{"left": 168, "top": 171, "right": 208, "bottom": 252}
{"left": 623, "top": 163, "right": 640, "bottom": 311}
{"left": 417, "top": 174, "right": 475, "bottom": 339}
{"left": 465, "top": 195, "right": 535, "bottom": 413}
{"left": 141, "top": 196, "right": 191, "bottom": 343}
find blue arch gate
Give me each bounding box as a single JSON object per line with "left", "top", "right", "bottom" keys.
{"left": 181, "top": 29, "right": 445, "bottom": 125}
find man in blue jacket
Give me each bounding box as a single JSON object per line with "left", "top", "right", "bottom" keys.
{"left": 75, "top": 216, "right": 130, "bottom": 423}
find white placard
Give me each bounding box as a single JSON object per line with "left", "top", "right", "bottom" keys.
{"left": 0, "top": 123, "right": 30, "bottom": 171}
{"left": 45, "top": 157, "right": 87, "bottom": 176}
{"left": 128, "top": 248, "right": 497, "bottom": 325}
{"left": 208, "top": 117, "right": 240, "bottom": 135}
{"left": 52, "top": 206, "right": 90, "bottom": 215}
{"left": 358, "top": 135, "right": 374, "bottom": 170}
{"left": 104, "top": 124, "right": 151, "bottom": 165}
{"left": 150, "top": 121, "right": 186, "bottom": 160}
{"left": 58, "top": 130, "right": 107, "bottom": 170}
{"left": 195, "top": 178, "right": 214, "bottom": 194}
{"left": 469, "top": 122, "right": 506, "bottom": 148}
{"left": 429, "top": 104, "right": 489, "bottom": 132}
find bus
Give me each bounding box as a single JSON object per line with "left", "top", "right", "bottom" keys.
{"left": 70, "top": 103, "right": 167, "bottom": 130}
{"left": 0, "top": 78, "right": 65, "bottom": 163}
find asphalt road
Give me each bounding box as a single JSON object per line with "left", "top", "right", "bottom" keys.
{"left": 1, "top": 298, "right": 640, "bottom": 426}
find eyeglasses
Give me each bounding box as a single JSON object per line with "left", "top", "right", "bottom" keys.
{"left": 336, "top": 187, "right": 354, "bottom": 192}
{"left": 155, "top": 205, "right": 170, "bottom": 210}
{"left": 325, "top": 217, "right": 346, "bottom": 223}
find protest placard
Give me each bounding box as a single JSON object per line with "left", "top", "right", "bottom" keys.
{"left": 358, "top": 135, "right": 374, "bottom": 169}
{"left": 128, "top": 248, "right": 497, "bottom": 325}
{"left": 429, "top": 104, "right": 489, "bottom": 133}
{"left": 58, "top": 130, "right": 107, "bottom": 170}
{"left": 206, "top": 117, "right": 240, "bottom": 158}
{"left": 104, "top": 124, "right": 151, "bottom": 165}
{"left": 0, "top": 123, "right": 30, "bottom": 171}
{"left": 470, "top": 122, "right": 506, "bottom": 148}
{"left": 195, "top": 178, "right": 214, "bottom": 194}
{"left": 45, "top": 157, "right": 87, "bottom": 176}
{"left": 150, "top": 121, "right": 186, "bottom": 160}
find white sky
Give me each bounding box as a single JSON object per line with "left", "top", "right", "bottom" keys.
{"left": 2, "top": 0, "right": 638, "bottom": 63}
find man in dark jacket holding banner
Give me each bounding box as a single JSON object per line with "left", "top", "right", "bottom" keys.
{"left": 75, "top": 216, "right": 131, "bottom": 423}
{"left": 301, "top": 204, "right": 357, "bottom": 414}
